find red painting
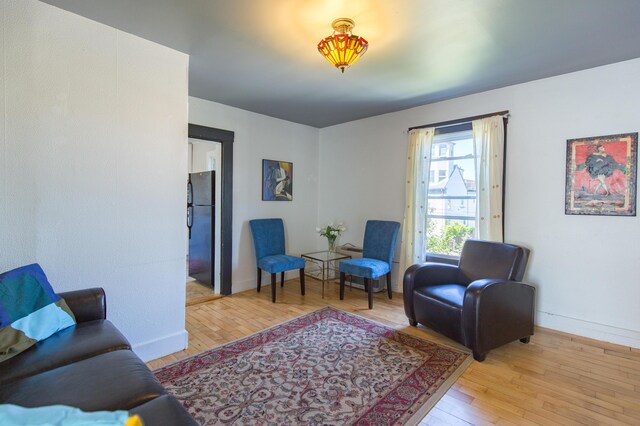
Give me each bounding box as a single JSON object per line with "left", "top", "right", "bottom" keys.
{"left": 565, "top": 133, "right": 637, "bottom": 216}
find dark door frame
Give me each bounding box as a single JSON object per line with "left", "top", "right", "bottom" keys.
{"left": 188, "top": 123, "right": 234, "bottom": 295}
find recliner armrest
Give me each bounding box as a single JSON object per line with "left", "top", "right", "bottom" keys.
{"left": 403, "top": 262, "right": 459, "bottom": 292}
{"left": 462, "top": 279, "right": 535, "bottom": 355}
{"left": 58, "top": 288, "right": 107, "bottom": 323}
{"left": 403, "top": 262, "right": 460, "bottom": 323}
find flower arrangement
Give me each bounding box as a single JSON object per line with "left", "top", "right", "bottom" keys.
{"left": 316, "top": 222, "right": 346, "bottom": 252}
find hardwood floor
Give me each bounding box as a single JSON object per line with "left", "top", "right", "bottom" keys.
{"left": 185, "top": 280, "right": 221, "bottom": 306}
{"left": 149, "top": 278, "right": 640, "bottom": 425}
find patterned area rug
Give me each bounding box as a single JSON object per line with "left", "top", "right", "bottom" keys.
{"left": 154, "top": 307, "right": 471, "bottom": 425}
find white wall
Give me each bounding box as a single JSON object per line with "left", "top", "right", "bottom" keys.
{"left": 189, "top": 97, "right": 320, "bottom": 293}
{"left": 0, "top": 0, "right": 189, "bottom": 361}
{"left": 319, "top": 58, "right": 640, "bottom": 348}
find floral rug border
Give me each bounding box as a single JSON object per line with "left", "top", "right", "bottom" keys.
{"left": 154, "top": 306, "right": 472, "bottom": 425}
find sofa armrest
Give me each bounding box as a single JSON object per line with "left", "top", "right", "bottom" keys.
{"left": 403, "top": 262, "right": 460, "bottom": 323}
{"left": 58, "top": 288, "right": 107, "bottom": 323}
{"left": 462, "top": 279, "right": 535, "bottom": 356}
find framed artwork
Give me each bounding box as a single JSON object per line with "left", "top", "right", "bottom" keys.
{"left": 565, "top": 132, "right": 637, "bottom": 216}
{"left": 262, "top": 159, "right": 293, "bottom": 201}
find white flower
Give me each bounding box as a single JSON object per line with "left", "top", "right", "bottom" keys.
{"left": 317, "top": 222, "right": 346, "bottom": 240}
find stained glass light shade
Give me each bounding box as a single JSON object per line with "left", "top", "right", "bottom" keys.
{"left": 318, "top": 18, "right": 368, "bottom": 73}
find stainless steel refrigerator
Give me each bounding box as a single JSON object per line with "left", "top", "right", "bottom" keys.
{"left": 187, "top": 171, "right": 215, "bottom": 288}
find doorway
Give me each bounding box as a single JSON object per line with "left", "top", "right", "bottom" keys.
{"left": 186, "top": 139, "right": 221, "bottom": 301}
{"left": 186, "top": 124, "right": 234, "bottom": 304}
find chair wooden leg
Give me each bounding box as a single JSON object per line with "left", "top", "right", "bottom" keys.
{"left": 280, "top": 271, "right": 285, "bottom": 287}
{"left": 256, "top": 267, "right": 262, "bottom": 292}
{"left": 386, "top": 272, "right": 392, "bottom": 299}
{"left": 271, "top": 273, "right": 276, "bottom": 303}
{"left": 339, "top": 272, "right": 346, "bottom": 300}
{"left": 365, "top": 278, "right": 373, "bottom": 309}
{"left": 299, "top": 268, "right": 305, "bottom": 296}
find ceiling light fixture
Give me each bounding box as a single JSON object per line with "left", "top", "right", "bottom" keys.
{"left": 317, "top": 18, "right": 368, "bottom": 73}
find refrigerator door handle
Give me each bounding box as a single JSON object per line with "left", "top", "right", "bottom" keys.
{"left": 187, "top": 179, "right": 193, "bottom": 204}
{"left": 187, "top": 178, "right": 194, "bottom": 239}
{"left": 187, "top": 205, "right": 193, "bottom": 239}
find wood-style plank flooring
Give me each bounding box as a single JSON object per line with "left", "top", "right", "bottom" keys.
{"left": 149, "top": 278, "right": 640, "bottom": 425}
{"left": 185, "top": 280, "right": 221, "bottom": 306}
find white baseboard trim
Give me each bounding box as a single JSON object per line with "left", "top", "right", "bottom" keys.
{"left": 536, "top": 310, "right": 640, "bottom": 349}
{"left": 233, "top": 278, "right": 257, "bottom": 294}
{"left": 132, "top": 329, "right": 189, "bottom": 362}
{"left": 232, "top": 271, "right": 300, "bottom": 294}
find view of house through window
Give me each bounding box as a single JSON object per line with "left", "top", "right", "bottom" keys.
{"left": 427, "top": 127, "right": 477, "bottom": 255}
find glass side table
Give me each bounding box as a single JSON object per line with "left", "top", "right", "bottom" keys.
{"left": 301, "top": 251, "right": 351, "bottom": 298}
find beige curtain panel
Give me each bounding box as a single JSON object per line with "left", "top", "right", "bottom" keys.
{"left": 399, "top": 128, "right": 435, "bottom": 278}
{"left": 472, "top": 115, "right": 505, "bottom": 242}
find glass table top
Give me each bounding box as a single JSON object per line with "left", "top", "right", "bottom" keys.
{"left": 301, "top": 251, "right": 351, "bottom": 262}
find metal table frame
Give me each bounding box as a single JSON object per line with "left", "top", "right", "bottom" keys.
{"left": 301, "top": 250, "right": 351, "bottom": 298}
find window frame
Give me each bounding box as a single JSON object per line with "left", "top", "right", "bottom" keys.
{"left": 423, "top": 118, "right": 508, "bottom": 259}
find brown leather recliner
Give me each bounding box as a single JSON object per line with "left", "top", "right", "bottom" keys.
{"left": 403, "top": 239, "right": 535, "bottom": 361}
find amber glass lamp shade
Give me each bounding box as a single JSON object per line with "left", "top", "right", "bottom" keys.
{"left": 317, "top": 18, "right": 368, "bottom": 73}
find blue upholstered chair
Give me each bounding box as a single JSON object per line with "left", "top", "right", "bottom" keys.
{"left": 249, "top": 218, "right": 305, "bottom": 303}
{"left": 339, "top": 220, "right": 400, "bottom": 309}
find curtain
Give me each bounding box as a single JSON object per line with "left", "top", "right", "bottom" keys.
{"left": 472, "top": 115, "right": 505, "bottom": 242}
{"left": 399, "top": 128, "right": 435, "bottom": 277}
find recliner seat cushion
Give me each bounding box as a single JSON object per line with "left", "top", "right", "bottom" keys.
{"left": 0, "top": 350, "right": 166, "bottom": 411}
{"left": 0, "top": 320, "right": 130, "bottom": 385}
{"left": 416, "top": 284, "right": 465, "bottom": 308}
{"left": 413, "top": 285, "right": 465, "bottom": 343}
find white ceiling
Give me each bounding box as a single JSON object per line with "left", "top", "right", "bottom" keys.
{"left": 41, "top": 0, "right": 640, "bottom": 128}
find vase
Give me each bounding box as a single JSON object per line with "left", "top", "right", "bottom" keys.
{"left": 327, "top": 238, "right": 337, "bottom": 252}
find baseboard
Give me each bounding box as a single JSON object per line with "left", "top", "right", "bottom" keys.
{"left": 132, "top": 329, "right": 189, "bottom": 362}
{"left": 233, "top": 278, "right": 258, "bottom": 294}
{"left": 536, "top": 310, "right": 640, "bottom": 349}
{"left": 232, "top": 270, "right": 300, "bottom": 294}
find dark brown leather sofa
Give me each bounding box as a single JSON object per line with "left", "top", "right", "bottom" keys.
{"left": 0, "top": 288, "right": 197, "bottom": 425}
{"left": 403, "top": 239, "right": 535, "bottom": 362}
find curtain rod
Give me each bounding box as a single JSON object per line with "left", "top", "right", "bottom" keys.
{"left": 407, "top": 110, "right": 510, "bottom": 132}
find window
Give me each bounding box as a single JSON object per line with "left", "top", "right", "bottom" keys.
{"left": 427, "top": 127, "right": 477, "bottom": 256}
{"left": 429, "top": 170, "right": 435, "bottom": 183}
{"left": 403, "top": 113, "right": 506, "bottom": 270}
